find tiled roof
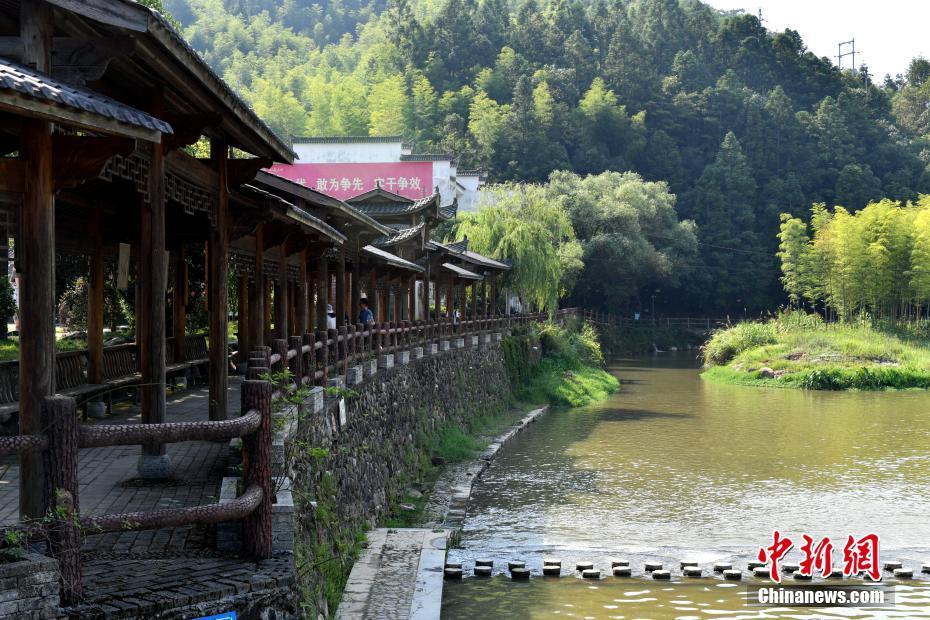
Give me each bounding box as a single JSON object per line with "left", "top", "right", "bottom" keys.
{"left": 351, "top": 192, "right": 441, "bottom": 216}
{"left": 292, "top": 135, "right": 406, "bottom": 144}
{"left": 373, "top": 222, "right": 425, "bottom": 248}
{"left": 0, "top": 58, "right": 173, "bottom": 135}
{"left": 361, "top": 245, "right": 424, "bottom": 272}
{"left": 438, "top": 205, "right": 457, "bottom": 220}
{"left": 240, "top": 185, "right": 346, "bottom": 242}
{"left": 442, "top": 263, "right": 482, "bottom": 280}
{"left": 433, "top": 240, "right": 511, "bottom": 271}
{"left": 400, "top": 153, "right": 455, "bottom": 162}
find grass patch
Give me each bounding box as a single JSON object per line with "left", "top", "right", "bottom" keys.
{"left": 519, "top": 358, "right": 619, "bottom": 407}
{"left": 702, "top": 310, "right": 930, "bottom": 390}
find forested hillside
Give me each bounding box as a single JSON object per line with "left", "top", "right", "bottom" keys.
{"left": 164, "top": 0, "right": 930, "bottom": 314}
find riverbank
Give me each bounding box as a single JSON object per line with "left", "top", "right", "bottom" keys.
{"left": 702, "top": 312, "right": 930, "bottom": 389}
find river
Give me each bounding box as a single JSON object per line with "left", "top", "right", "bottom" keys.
{"left": 442, "top": 353, "right": 930, "bottom": 618}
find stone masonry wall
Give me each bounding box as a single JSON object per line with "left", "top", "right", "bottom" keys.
{"left": 0, "top": 552, "right": 60, "bottom": 620}
{"left": 291, "top": 339, "right": 513, "bottom": 617}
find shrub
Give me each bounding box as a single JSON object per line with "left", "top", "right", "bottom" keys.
{"left": 702, "top": 321, "right": 778, "bottom": 365}
{"left": 57, "top": 277, "right": 89, "bottom": 331}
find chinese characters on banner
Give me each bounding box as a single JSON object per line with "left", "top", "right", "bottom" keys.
{"left": 266, "top": 162, "right": 434, "bottom": 201}
{"left": 758, "top": 531, "right": 880, "bottom": 582}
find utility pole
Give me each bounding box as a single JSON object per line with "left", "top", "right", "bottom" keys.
{"left": 837, "top": 39, "right": 856, "bottom": 72}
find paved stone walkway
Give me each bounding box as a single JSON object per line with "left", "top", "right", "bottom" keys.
{"left": 337, "top": 528, "right": 448, "bottom": 620}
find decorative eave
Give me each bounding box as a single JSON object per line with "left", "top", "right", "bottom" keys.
{"left": 254, "top": 170, "right": 391, "bottom": 236}
{"left": 361, "top": 245, "right": 424, "bottom": 272}
{"left": 433, "top": 240, "right": 510, "bottom": 271}
{"left": 373, "top": 222, "right": 425, "bottom": 248}
{"left": 442, "top": 262, "right": 482, "bottom": 280}
{"left": 240, "top": 184, "right": 346, "bottom": 244}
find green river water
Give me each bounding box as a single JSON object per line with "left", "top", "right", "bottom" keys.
{"left": 442, "top": 353, "right": 930, "bottom": 618}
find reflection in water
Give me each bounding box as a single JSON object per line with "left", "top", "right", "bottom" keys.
{"left": 443, "top": 354, "right": 930, "bottom": 618}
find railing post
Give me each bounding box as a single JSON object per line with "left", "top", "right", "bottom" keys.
{"left": 271, "top": 339, "right": 287, "bottom": 374}
{"left": 241, "top": 378, "right": 273, "bottom": 559}
{"left": 41, "top": 395, "right": 82, "bottom": 605}
{"left": 338, "top": 325, "right": 348, "bottom": 377}
{"left": 289, "top": 336, "right": 302, "bottom": 385}
{"left": 316, "top": 330, "right": 328, "bottom": 386}
{"left": 302, "top": 333, "right": 312, "bottom": 383}
{"left": 350, "top": 324, "right": 359, "bottom": 369}
{"left": 380, "top": 322, "right": 388, "bottom": 352}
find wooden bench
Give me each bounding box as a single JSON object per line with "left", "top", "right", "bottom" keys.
{"left": 184, "top": 334, "right": 209, "bottom": 383}
{"left": 101, "top": 343, "right": 140, "bottom": 389}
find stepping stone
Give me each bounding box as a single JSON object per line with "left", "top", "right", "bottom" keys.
{"left": 652, "top": 570, "right": 671, "bottom": 580}
{"left": 582, "top": 569, "right": 601, "bottom": 579}
{"left": 511, "top": 567, "right": 530, "bottom": 580}
{"left": 612, "top": 566, "right": 632, "bottom": 577}
{"left": 611, "top": 559, "right": 630, "bottom": 568}
{"left": 445, "top": 562, "right": 463, "bottom": 570}
{"left": 893, "top": 568, "right": 913, "bottom": 579}
{"left": 723, "top": 570, "right": 742, "bottom": 581}
{"left": 781, "top": 563, "right": 800, "bottom": 573}
{"left": 444, "top": 568, "right": 463, "bottom": 579}
{"left": 683, "top": 566, "right": 703, "bottom": 577}
{"left": 475, "top": 559, "right": 493, "bottom": 567}
{"left": 508, "top": 561, "right": 526, "bottom": 570}
{"left": 752, "top": 567, "right": 771, "bottom": 578}
{"left": 793, "top": 572, "right": 812, "bottom": 581}
{"left": 883, "top": 561, "right": 903, "bottom": 571}
{"left": 543, "top": 558, "right": 561, "bottom": 567}
{"left": 576, "top": 561, "right": 594, "bottom": 571}
{"left": 747, "top": 561, "right": 765, "bottom": 570}
{"left": 680, "top": 560, "right": 699, "bottom": 569}
{"left": 474, "top": 566, "right": 492, "bottom": 577}
{"left": 826, "top": 571, "right": 844, "bottom": 579}
{"left": 713, "top": 562, "right": 732, "bottom": 573}
{"left": 644, "top": 562, "right": 663, "bottom": 572}
{"left": 543, "top": 565, "right": 561, "bottom": 576}
{"left": 922, "top": 564, "right": 930, "bottom": 574}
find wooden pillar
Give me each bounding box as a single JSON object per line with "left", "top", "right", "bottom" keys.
{"left": 387, "top": 279, "right": 396, "bottom": 322}
{"left": 18, "top": 1, "right": 54, "bottom": 517}
{"left": 481, "top": 276, "right": 488, "bottom": 318}
{"left": 400, "top": 278, "right": 409, "bottom": 321}
{"left": 87, "top": 210, "right": 104, "bottom": 384}
{"left": 351, "top": 252, "right": 361, "bottom": 324}
{"left": 264, "top": 276, "right": 272, "bottom": 344}
{"left": 238, "top": 271, "right": 249, "bottom": 364}
{"left": 368, "top": 268, "right": 378, "bottom": 322}
{"left": 472, "top": 281, "right": 479, "bottom": 320}
{"left": 316, "top": 254, "right": 328, "bottom": 331}
{"left": 408, "top": 275, "right": 416, "bottom": 321}
{"left": 421, "top": 258, "right": 430, "bottom": 322}
{"left": 173, "top": 246, "right": 187, "bottom": 362}
{"left": 138, "top": 107, "right": 168, "bottom": 476}
{"left": 275, "top": 242, "right": 288, "bottom": 339}
{"left": 336, "top": 249, "right": 346, "bottom": 327}
{"left": 297, "top": 249, "right": 308, "bottom": 335}
{"left": 250, "top": 225, "right": 265, "bottom": 351}
{"left": 490, "top": 273, "right": 498, "bottom": 316}
{"left": 207, "top": 138, "right": 229, "bottom": 421}
{"left": 459, "top": 280, "right": 467, "bottom": 329}
{"left": 308, "top": 266, "right": 317, "bottom": 335}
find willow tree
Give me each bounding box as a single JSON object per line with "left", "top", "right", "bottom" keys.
{"left": 454, "top": 183, "right": 581, "bottom": 312}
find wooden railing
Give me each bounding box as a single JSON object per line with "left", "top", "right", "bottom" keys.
{"left": 0, "top": 311, "right": 564, "bottom": 606}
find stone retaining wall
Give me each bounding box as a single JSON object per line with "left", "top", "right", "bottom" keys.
{"left": 0, "top": 552, "right": 60, "bottom": 620}
{"left": 292, "top": 336, "right": 515, "bottom": 617}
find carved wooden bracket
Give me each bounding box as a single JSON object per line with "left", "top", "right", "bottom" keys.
{"left": 162, "top": 113, "right": 222, "bottom": 152}
{"left": 226, "top": 157, "right": 273, "bottom": 187}
{"left": 53, "top": 135, "right": 135, "bottom": 190}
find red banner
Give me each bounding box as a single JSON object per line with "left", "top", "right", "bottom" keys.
{"left": 266, "top": 162, "right": 433, "bottom": 200}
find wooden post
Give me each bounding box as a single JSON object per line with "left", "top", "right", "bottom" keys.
{"left": 271, "top": 339, "right": 287, "bottom": 377}
{"left": 421, "top": 261, "right": 430, "bottom": 323}
{"left": 408, "top": 275, "right": 416, "bottom": 321}
{"left": 264, "top": 277, "right": 272, "bottom": 344}
{"left": 250, "top": 225, "right": 265, "bottom": 352}
{"left": 41, "top": 396, "right": 81, "bottom": 604}
{"left": 386, "top": 280, "right": 396, "bottom": 323}
{"left": 18, "top": 0, "right": 54, "bottom": 519}
{"left": 490, "top": 273, "right": 498, "bottom": 316}
{"left": 87, "top": 210, "right": 104, "bottom": 384}
{"left": 471, "top": 282, "right": 479, "bottom": 322}
{"left": 316, "top": 329, "right": 328, "bottom": 385}
{"left": 336, "top": 249, "right": 346, "bottom": 327}
{"left": 238, "top": 272, "right": 249, "bottom": 365}
{"left": 241, "top": 379, "right": 273, "bottom": 559}
{"left": 316, "top": 254, "right": 328, "bottom": 331}
{"left": 275, "top": 242, "right": 289, "bottom": 339}
{"left": 208, "top": 138, "right": 229, "bottom": 422}
{"left": 351, "top": 251, "right": 361, "bottom": 325}
{"left": 138, "top": 120, "right": 168, "bottom": 476}
{"left": 481, "top": 276, "right": 488, "bottom": 318}
{"left": 338, "top": 325, "right": 347, "bottom": 376}
{"left": 308, "top": 267, "right": 317, "bottom": 334}
{"left": 173, "top": 246, "right": 187, "bottom": 363}
{"left": 297, "top": 249, "right": 308, "bottom": 335}
{"left": 369, "top": 268, "right": 378, "bottom": 322}
{"left": 289, "top": 336, "right": 302, "bottom": 382}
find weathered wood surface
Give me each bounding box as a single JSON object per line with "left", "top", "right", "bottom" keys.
{"left": 208, "top": 138, "right": 229, "bottom": 421}
{"left": 78, "top": 411, "right": 261, "bottom": 448}
{"left": 241, "top": 380, "right": 273, "bottom": 559}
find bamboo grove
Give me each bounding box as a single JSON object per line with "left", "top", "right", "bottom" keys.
{"left": 778, "top": 196, "right": 930, "bottom": 323}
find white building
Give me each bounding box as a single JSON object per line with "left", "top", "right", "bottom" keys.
{"left": 283, "top": 136, "right": 485, "bottom": 210}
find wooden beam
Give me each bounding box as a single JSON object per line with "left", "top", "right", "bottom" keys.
{"left": 0, "top": 95, "right": 163, "bottom": 143}
{"left": 18, "top": 0, "right": 53, "bottom": 520}
{"left": 163, "top": 113, "right": 222, "bottom": 153}
{"left": 208, "top": 138, "right": 229, "bottom": 421}
{"left": 167, "top": 150, "right": 218, "bottom": 190}
{"left": 226, "top": 157, "right": 273, "bottom": 188}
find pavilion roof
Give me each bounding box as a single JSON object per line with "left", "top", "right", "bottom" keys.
{"left": 432, "top": 240, "right": 510, "bottom": 271}
{"left": 373, "top": 222, "right": 425, "bottom": 248}
{"left": 45, "top": 0, "right": 294, "bottom": 162}
{"left": 240, "top": 184, "right": 346, "bottom": 243}
{"left": 361, "top": 245, "right": 424, "bottom": 272}
{"left": 0, "top": 58, "right": 172, "bottom": 141}
{"left": 442, "top": 262, "right": 482, "bottom": 280}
